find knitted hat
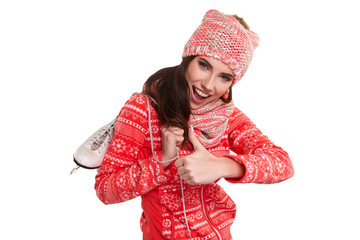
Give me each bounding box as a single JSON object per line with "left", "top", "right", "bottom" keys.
{"left": 183, "top": 9, "right": 259, "bottom": 85}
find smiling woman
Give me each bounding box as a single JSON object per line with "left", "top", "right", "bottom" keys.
{"left": 186, "top": 56, "right": 234, "bottom": 110}
{"left": 94, "top": 9, "right": 294, "bottom": 240}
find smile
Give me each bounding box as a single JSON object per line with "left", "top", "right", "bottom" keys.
{"left": 193, "top": 86, "right": 210, "bottom": 98}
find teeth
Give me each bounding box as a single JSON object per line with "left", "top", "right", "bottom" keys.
{"left": 194, "top": 88, "right": 209, "bottom": 98}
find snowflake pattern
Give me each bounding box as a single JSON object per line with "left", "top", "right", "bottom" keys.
{"left": 95, "top": 94, "right": 294, "bottom": 239}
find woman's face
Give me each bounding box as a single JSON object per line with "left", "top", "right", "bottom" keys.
{"left": 186, "top": 56, "right": 234, "bottom": 110}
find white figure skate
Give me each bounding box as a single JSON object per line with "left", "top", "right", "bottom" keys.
{"left": 71, "top": 117, "right": 117, "bottom": 174}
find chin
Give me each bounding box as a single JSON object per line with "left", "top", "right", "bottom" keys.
{"left": 190, "top": 100, "right": 213, "bottom": 110}
{"left": 190, "top": 102, "right": 201, "bottom": 110}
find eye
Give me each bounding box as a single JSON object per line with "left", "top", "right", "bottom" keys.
{"left": 221, "top": 75, "right": 233, "bottom": 82}
{"left": 198, "top": 60, "right": 209, "bottom": 70}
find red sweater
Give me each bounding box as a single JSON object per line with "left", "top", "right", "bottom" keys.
{"left": 95, "top": 94, "right": 294, "bottom": 240}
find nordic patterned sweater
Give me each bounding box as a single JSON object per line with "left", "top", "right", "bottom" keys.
{"left": 95, "top": 93, "right": 294, "bottom": 240}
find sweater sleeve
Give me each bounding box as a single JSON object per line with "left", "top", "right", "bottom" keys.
{"left": 224, "top": 107, "right": 294, "bottom": 184}
{"left": 94, "top": 94, "right": 171, "bottom": 204}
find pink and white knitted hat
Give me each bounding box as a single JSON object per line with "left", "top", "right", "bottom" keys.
{"left": 183, "top": 9, "right": 260, "bottom": 85}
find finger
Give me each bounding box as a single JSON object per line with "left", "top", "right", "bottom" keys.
{"left": 175, "top": 136, "right": 185, "bottom": 147}
{"left": 189, "top": 125, "right": 204, "bottom": 151}
{"left": 167, "top": 126, "right": 185, "bottom": 136}
{"left": 177, "top": 166, "right": 186, "bottom": 175}
{"left": 181, "top": 173, "right": 192, "bottom": 181}
{"left": 162, "top": 127, "right": 184, "bottom": 145}
{"left": 162, "top": 127, "right": 184, "bottom": 146}
{"left": 174, "top": 158, "right": 184, "bottom": 168}
{"left": 186, "top": 179, "right": 195, "bottom": 185}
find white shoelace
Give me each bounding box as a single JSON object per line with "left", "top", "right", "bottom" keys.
{"left": 140, "top": 93, "right": 192, "bottom": 240}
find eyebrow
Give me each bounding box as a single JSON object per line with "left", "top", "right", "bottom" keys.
{"left": 198, "top": 57, "right": 235, "bottom": 78}
{"left": 198, "top": 57, "right": 213, "bottom": 69}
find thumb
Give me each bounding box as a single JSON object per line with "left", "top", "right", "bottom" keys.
{"left": 189, "top": 125, "right": 204, "bottom": 151}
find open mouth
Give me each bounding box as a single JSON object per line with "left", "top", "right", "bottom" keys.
{"left": 192, "top": 86, "right": 210, "bottom": 102}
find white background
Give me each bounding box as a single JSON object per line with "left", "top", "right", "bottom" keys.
{"left": 1, "top": 0, "right": 359, "bottom": 239}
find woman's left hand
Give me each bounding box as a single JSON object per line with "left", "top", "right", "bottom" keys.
{"left": 175, "top": 126, "right": 227, "bottom": 185}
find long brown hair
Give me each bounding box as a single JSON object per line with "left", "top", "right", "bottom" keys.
{"left": 142, "top": 15, "right": 250, "bottom": 145}
{"left": 142, "top": 56, "right": 232, "bottom": 146}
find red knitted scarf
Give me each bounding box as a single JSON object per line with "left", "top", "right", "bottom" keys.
{"left": 189, "top": 99, "right": 235, "bottom": 148}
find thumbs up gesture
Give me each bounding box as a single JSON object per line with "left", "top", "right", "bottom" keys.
{"left": 175, "top": 126, "right": 226, "bottom": 185}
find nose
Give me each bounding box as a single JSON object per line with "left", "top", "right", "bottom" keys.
{"left": 201, "top": 75, "right": 215, "bottom": 92}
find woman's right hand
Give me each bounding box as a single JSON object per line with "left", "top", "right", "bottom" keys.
{"left": 161, "top": 126, "right": 184, "bottom": 169}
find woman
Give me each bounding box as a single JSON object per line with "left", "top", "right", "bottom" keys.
{"left": 95, "top": 9, "right": 294, "bottom": 240}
